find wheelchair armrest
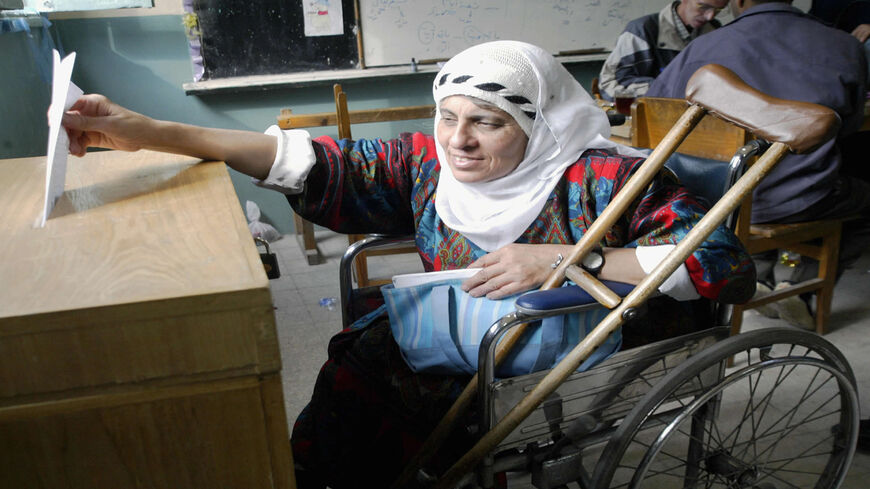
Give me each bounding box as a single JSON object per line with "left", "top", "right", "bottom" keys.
{"left": 340, "top": 234, "right": 416, "bottom": 328}
{"left": 515, "top": 281, "right": 636, "bottom": 316}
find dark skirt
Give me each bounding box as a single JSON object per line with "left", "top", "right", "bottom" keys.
{"left": 291, "top": 312, "right": 473, "bottom": 489}
{"left": 290, "top": 296, "right": 711, "bottom": 488}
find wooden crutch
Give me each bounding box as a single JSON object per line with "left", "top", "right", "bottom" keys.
{"left": 392, "top": 64, "right": 840, "bottom": 488}
{"left": 427, "top": 64, "right": 840, "bottom": 489}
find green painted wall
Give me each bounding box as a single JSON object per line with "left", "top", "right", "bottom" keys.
{"left": 1, "top": 14, "right": 603, "bottom": 233}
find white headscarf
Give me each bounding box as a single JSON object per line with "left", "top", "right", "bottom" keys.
{"left": 433, "top": 40, "right": 644, "bottom": 252}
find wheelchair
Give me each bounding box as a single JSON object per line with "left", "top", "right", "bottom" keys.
{"left": 335, "top": 66, "right": 860, "bottom": 489}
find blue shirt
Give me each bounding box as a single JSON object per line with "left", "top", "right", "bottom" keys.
{"left": 647, "top": 2, "right": 867, "bottom": 223}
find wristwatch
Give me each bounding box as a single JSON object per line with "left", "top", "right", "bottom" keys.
{"left": 580, "top": 246, "right": 605, "bottom": 276}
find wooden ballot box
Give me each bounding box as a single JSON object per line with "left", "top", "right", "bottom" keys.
{"left": 0, "top": 151, "right": 295, "bottom": 488}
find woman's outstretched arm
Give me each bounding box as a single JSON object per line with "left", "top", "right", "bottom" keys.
{"left": 62, "top": 94, "right": 277, "bottom": 180}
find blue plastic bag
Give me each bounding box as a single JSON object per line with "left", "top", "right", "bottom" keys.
{"left": 382, "top": 279, "right": 621, "bottom": 377}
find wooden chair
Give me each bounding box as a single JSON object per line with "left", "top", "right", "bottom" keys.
{"left": 632, "top": 96, "right": 846, "bottom": 335}
{"left": 277, "top": 84, "right": 434, "bottom": 285}
{"left": 590, "top": 77, "right": 602, "bottom": 101}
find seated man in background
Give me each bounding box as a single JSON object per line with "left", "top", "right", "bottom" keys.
{"left": 598, "top": 0, "right": 727, "bottom": 101}
{"left": 646, "top": 0, "right": 869, "bottom": 329}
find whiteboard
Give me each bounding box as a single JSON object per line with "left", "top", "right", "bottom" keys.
{"left": 359, "top": 0, "right": 672, "bottom": 67}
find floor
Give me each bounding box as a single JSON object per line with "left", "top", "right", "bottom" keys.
{"left": 265, "top": 230, "right": 870, "bottom": 487}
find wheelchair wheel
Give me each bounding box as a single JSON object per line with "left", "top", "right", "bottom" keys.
{"left": 592, "top": 328, "right": 859, "bottom": 489}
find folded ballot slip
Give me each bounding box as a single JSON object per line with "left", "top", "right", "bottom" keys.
{"left": 391, "top": 268, "right": 482, "bottom": 289}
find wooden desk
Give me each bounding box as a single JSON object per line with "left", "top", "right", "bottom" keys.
{"left": 0, "top": 151, "right": 294, "bottom": 488}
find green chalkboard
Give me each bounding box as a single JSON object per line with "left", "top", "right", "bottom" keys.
{"left": 192, "top": 0, "right": 359, "bottom": 80}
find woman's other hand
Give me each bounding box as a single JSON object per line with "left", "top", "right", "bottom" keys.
{"left": 62, "top": 94, "right": 155, "bottom": 156}
{"left": 462, "top": 243, "right": 570, "bottom": 299}
{"left": 462, "top": 244, "right": 646, "bottom": 300}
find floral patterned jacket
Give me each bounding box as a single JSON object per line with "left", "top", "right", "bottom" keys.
{"left": 289, "top": 132, "right": 754, "bottom": 303}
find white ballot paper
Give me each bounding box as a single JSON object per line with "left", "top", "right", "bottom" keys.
{"left": 41, "top": 49, "right": 83, "bottom": 227}
{"left": 391, "top": 268, "right": 481, "bottom": 289}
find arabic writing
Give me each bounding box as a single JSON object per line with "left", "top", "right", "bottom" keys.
{"left": 359, "top": 0, "right": 669, "bottom": 67}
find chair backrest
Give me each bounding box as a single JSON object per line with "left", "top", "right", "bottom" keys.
{"left": 590, "top": 77, "right": 602, "bottom": 101}
{"left": 274, "top": 86, "right": 433, "bottom": 269}
{"left": 277, "top": 84, "right": 435, "bottom": 135}
{"left": 631, "top": 96, "right": 756, "bottom": 238}
{"left": 632, "top": 97, "right": 752, "bottom": 161}
{"left": 279, "top": 84, "right": 433, "bottom": 295}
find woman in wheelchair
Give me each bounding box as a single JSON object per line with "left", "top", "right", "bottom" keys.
{"left": 62, "top": 41, "right": 754, "bottom": 488}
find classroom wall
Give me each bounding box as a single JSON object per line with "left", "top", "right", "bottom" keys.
{"left": 0, "top": 13, "right": 602, "bottom": 234}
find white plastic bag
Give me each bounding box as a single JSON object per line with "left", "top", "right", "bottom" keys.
{"left": 246, "top": 200, "right": 282, "bottom": 242}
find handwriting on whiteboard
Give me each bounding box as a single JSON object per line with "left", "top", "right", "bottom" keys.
{"left": 359, "top": 0, "right": 668, "bottom": 67}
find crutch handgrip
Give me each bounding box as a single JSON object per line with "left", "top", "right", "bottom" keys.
{"left": 685, "top": 64, "right": 840, "bottom": 154}
{"left": 564, "top": 265, "right": 622, "bottom": 309}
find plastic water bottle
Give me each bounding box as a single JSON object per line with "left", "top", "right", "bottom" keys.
{"left": 319, "top": 297, "right": 337, "bottom": 311}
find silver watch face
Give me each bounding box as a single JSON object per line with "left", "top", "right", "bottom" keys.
{"left": 582, "top": 251, "right": 604, "bottom": 271}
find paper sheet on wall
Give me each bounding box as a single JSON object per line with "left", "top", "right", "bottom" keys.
{"left": 303, "top": 0, "right": 344, "bottom": 37}
{"left": 41, "top": 49, "right": 83, "bottom": 227}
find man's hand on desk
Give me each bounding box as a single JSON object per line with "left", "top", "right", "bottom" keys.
{"left": 852, "top": 24, "right": 870, "bottom": 43}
